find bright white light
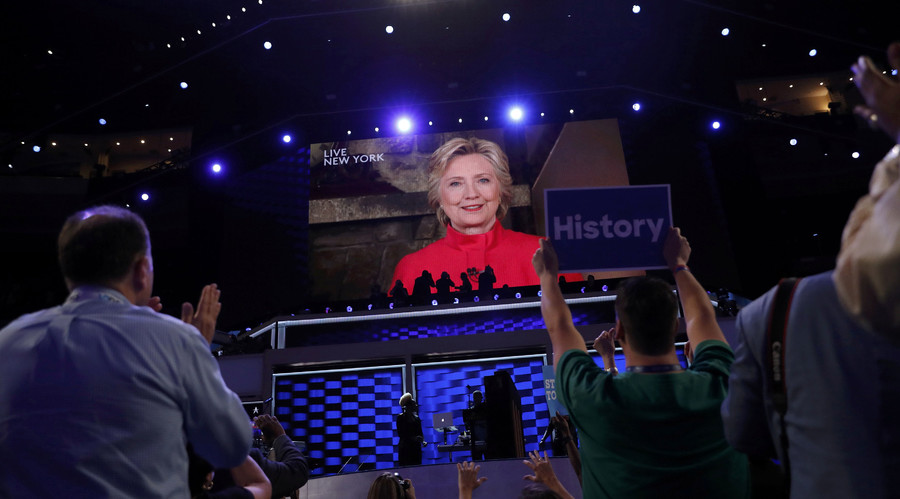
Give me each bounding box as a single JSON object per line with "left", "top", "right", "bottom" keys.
{"left": 258, "top": 0, "right": 263, "bottom": 4}
{"left": 632, "top": 103, "right": 641, "bottom": 111}
{"left": 502, "top": 13, "right": 510, "bottom": 21}
{"left": 851, "top": 151, "right": 860, "bottom": 159}
{"left": 166, "top": 43, "right": 171, "bottom": 48}
{"left": 347, "top": 130, "right": 352, "bottom": 135}
{"left": 428, "top": 121, "right": 433, "bottom": 126}
{"left": 169, "top": 137, "right": 174, "bottom": 141}
{"left": 396, "top": 117, "right": 412, "bottom": 133}
{"left": 484, "top": 116, "right": 489, "bottom": 121}
{"left": 226, "top": 14, "right": 231, "bottom": 20}
{"left": 211, "top": 22, "right": 216, "bottom": 27}
{"left": 711, "top": 121, "right": 721, "bottom": 130}
{"left": 211, "top": 163, "right": 222, "bottom": 173}
{"left": 141, "top": 193, "right": 150, "bottom": 201}
{"left": 789, "top": 139, "right": 798, "bottom": 146}
{"left": 385, "top": 25, "right": 394, "bottom": 34}
{"left": 632, "top": 5, "right": 641, "bottom": 14}
{"left": 809, "top": 49, "right": 817, "bottom": 57}
{"left": 458, "top": 118, "right": 463, "bottom": 123}
{"left": 48, "top": 50, "right": 53, "bottom": 55}
{"left": 99, "top": 118, "right": 107, "bottom": 125}
{"left": 241, "top": 7, "right": 246, "bottom": 12}
{"left": 197, "top": 29, "right": 202, "bottom": 35}
{"left": 375, "top": 127, "right": 380, "bottom": 132}
{"left": 540, "top": 112, "right": 545, "bottom": 117}
{"left": 721, "top": 28, "right": 730, "bottom": 36}
{"left": 51, "top": 142, "right": 57, "bottom": 146}
{"left": 282, "top": 134, "right": 292, "bottom": 143}
{"left": 569, "top": 109, "right": 574, "bottom": 114}
{"left": 758, "top": 87, "right": 763, "bottom": 91}
{"left": 180, "top": 81, "right": 188, "bottom": 89}
{"left": 140, "top": 139, "right": 146, "bottom": 144}
{"left": 346, "top": 306, "right": 353, "bottom": 312}
{"left": 84, "top": 143, "right": 89, "bottom": 147}
{"left": 508, "top": 106, "right": 524, "bottom": 121}
{"left": 181, "top": 37, "right": 185, "bottom": 41}
{"left": 263, "top": 41, "right": 272, "bottom": 50}
{"left": 32, "top": 145, "right": 41, "bottom": 152}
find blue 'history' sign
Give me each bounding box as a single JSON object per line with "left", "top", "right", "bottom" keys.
{"left": 544, "top": 185, "right": 673, "bottom": 272}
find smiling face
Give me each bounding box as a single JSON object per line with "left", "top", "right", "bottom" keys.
{"left": 439, "top": 153, "right": 501, "bottom": 235}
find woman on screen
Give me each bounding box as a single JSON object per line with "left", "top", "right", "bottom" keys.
{"left": 391, "top": 137, "right": 579, "bottom": 292}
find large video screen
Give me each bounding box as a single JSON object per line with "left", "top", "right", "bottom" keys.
{"left": 307, "top": 119, "right": 633, "bottom": 305}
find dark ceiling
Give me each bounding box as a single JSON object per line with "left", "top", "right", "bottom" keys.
{"left": 1, "top": 0, "right": 896, "bottom": 331}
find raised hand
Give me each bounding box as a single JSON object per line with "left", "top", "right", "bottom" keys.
{"left": 181, "top": 283, "right": 222, "bottom": 345}
{"left": 851, "top": 42, "right": 900, "bottom": 144}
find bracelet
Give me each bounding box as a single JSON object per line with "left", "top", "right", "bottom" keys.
{"left": 673, "top": 265, "right": 690, "bottom": 274}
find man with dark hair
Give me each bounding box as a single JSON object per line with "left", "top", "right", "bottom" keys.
{"left": 532, "top": 227, "right": 749, "bottom": 498}
{"left": 0, "top": 205, "right": 252, "bottom": 497}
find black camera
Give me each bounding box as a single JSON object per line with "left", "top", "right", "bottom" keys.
{"left": 393, "top": 472, "right": 411, "bottom": 490}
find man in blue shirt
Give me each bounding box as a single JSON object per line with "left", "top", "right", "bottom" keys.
{"left": 0, "top": 205, "right": 252, "bottom": 497}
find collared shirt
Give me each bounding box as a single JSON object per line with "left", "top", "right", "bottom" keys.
{"left": 0, "top": 285, "right": 251, "bottom": 498}
{"left": 722, "top": 271, "right": 900, "bottom": 499}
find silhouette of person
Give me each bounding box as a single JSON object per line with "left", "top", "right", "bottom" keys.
{"left": 477, "top": 265, "right": 496, "bottom": 296}
{"left": 412, "top": 270, "right": 436, "bottom": 305}
{"left": 390, "top": 280, "right": 409, "bottom": 307}
{"left": 456, "top": 272, "right": 473, "bottom": 296}
{"left": 435, "top": 271, "right": 455, "bottom": 303}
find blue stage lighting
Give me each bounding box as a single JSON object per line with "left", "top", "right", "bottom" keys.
{"left": 367, "top": 304, "right": 373, "bottom": 311}
{"left": 721, "top": 28, "right": 730, "bottom": 36}
{"left": 789, "top": 139, "right": 797, "bottom": 146}
{"left": 32, "top": 145, "right": 41, "bottom": 152}
{"left": 396, "top": 117, "right": 412, "bottom": 133}
{"left": 140, "top": 193, "right": 150, "bottom": 201}
{"left": 711, "top": 121, "right": 721, "bottom": 130}
{"left": 809, "top": 49, "right": 817, "bottom": 57}
{"left": 431, "top": 299, "right": 438, "bottom": 306}
{"left": 502, "top": 13, "right": 510, "bottom": 21}
{"left": 389, "top": 303, "right": 394, "bottom": 310}
{"left": 282, "top": 134, "right": 292, "bottom": 143}
{"left": 98, "top": 118, "right": 107, "bottom": 125}
{"left": 515, "top": 292, "right": 522, "bottom": 299}
{"left": 473, "top": 296, "right": 480, "bottom": 303}
{"left": 180, "top": 81, "right": 188, "bottom": 89}
{"left": 212, "top": 163, "right": 222, "bottom": 174}
{"left": 632, "top": 5, "right": 641, "bottom": 14}
{"left": 508, "top": 106, "right": 524, "bottom": 122}
{"left": 346, "top": 306, "right": 353, "bottom": 312}
{"left": 453, "top": 298, "right": 459, "bottom": 304}
{"left": 263, "top": 41, "right": 272, "bottom": 50}
{"left": 602, "top": 284, "right": 609, "bottom": 292}
{"left": 632, "top": 103, "right": 641, "bottom": 111}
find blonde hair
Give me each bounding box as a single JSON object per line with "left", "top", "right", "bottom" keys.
{"left": 399, "top": 392, "right": 413, "bottom": 407}
{"left": 426, "top": 137, "right": 513, "bottom": 228}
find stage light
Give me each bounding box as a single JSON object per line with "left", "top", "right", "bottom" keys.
{"left": 32, "top": 145, "right": 40, "bottom": 152}
{"left": 540, "top": 112, "right": 545, "bottom": 117}
{"left": 632, "top": 5, "right": 641, "bottom": 14}
{"left": 789, "top": 139, "right": 797, "bottom": 146}
{"left": 241, "top": 7, "right": 246, "bottom": 12}
{"left": 458, "top": 118, "right": 463, "bottom": 123}
{"left": 374, "top": 127, "right": 380, "bottom": 132}
{"left": 347, "top": 130, "right": 352, "bottom": 135}
{"left": 508, "top": 106, "right": 524, "bottom": 121}
{"left": 325, "top": 307, "right": 331, "bottom": 313}
{"left": 502, "top": 13, "right": 510, "bottom": 21}
{"left": 140, "top": 193, "right": 150, "bottom": 201}
{"left": 601, "top": 284, "right": 608, "bottom": 292}
{"left": 180, "top": 81, "right": 189, "bottom": 89}
{"left": 48, "top": 50, "right": 53, "bottom": 55}
{"left": 226, "top": 15, "right": 231, "bottom": 20}
{"left": 51, "top": 142, "right": 57, "bottom": 146}
{"left": 264, "top": 41, "right": 272, "bottom": 50}
{"left": 389, "top": 302, "right": 394, "bottom": 310}
{"left": 515, "top": 292, "right": 522, "bottom": 299}
{"left": 346, "top": 306, "right": 353, "bottom": 312}
{"left": 484, "top": 116, "right": 489, "bottom": 121}
{"left": 396, "top": 117, "right": 412, "bottom": 133}
{"left": 211, "top": 163, "right": 222, "bottom": 174}
{"left": 711, "top": 121, "right": 721, "bottom": 130}
{"left": 169, "top": 137, "right": 174, "bottom": 141}
{"left": 282, "top": 134, "right": 292, "bottom": 143}
{"left": 581, "top": 287, "right": 586, "bottom": 293}
{"left": 809, "top": 49, "right": 817, "bottom": 57}
{"left": 428, "top": 121, "right": 433, "bottom": 126}
{"left": 851, "top": 151, "right": 860, "bottom": 159}
{"left": 537, "top": 290, "right": 542, "bottom": 297}
{"left": 473, "top": 296, "right": 480, "bottom": 302}
{"left": 492, "top": 294, "right": 498, "bottom": 301}
{"left": 367, "top": 304, "right": 373, "bottom": 311}
{"left": 385, "top": 25, "right": 394, "bottom": 34}
{"left": 167, "top": 43, "right": 171, "bottom": 48}
{"left": 140, "top": 139, "right": 146, "bottom": 144}
{"left": 431, "top": 299, "right": 438, "bottom": 306}
{"left": 212, "top": 22, "right": 216, "bottom": 27}
{"left": 453, "top": 298, "right": 459, "bottom": 304}
{"left": 569, "top": 109, "right": 574, "bottom": 115}
{"left": 721, "top": 28, "right": 730, "bottom": 36}
{"left": 99, "top": 118, "right": 107, "bottom": 125}
{"left": 197, "top": 29, "right": 201, "bottom": 35}
{"left": 632, "top": 103, "right": 641, "bottom": 111}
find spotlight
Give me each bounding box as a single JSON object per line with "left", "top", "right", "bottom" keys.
{"left": 721, "top": 28, "right": 730, "bottom": 36}
{"left": 458, "top": 118, "right": 463, "bottom": 123}
{"left": 346, "top": 306, "right": 353, "bottom": 312}
{"left": 502, "top": 13, "right": 510, "bottom": 21}
{"left": 789, "top": 139, "right": 798, "bottom": 146}
{"left": 389, "top": 302, "right": 394, "bottom": 310}
{"left": 211, "top": 163, "right": 222, "bottom": 174}
{"left": 601, "top": 285, "right": 608, "bottom": 292}
{"left": 282, "top": 134, "right": 292, "bottom": 143}
{"left": 32, "top": 145, "right": 41, "bottom": 152}
{"left": 808, "top": 49, "right": 817, "bottom": 57}
{"left": 453, "top": 298, "right": 460, "bottom": 304}
{"left": 140, "top": 193, "right": 150, "bottom": 201}
{"left": 347, "top": 130, "right": 352, "bottom": 135}
{"left": 515, "top": 292, "right": 522, "bottom": 299}
{"left": 711, "top": 121, "right": 721, "bottom": 130}
{"left": 632, "top": 103, "right": 641, "bottom": 111}
{"left": 374, "top": 127, "right": 380, "bottom": 133}
{"left": 493, "top": 294, "right": 499, "bottom": 301}
{"left": 99, "top": 118, "right": 107, "bottom": 125}
{"left": 385, "top": 25, "right": 394, "bottom": 34}
{"left": 396, "top": 117, "right": 412, "bottom": 133}
{"left": 431, "top": 299, "right": 438, "bottom": 306}
{"left": 537, "top": 290, "right": 542, "bottom": 297}
{"left": 508, "top": 106, "right": 524, "bottom": 122}
{"left": 367, "top": 304, "right": 373, "bottom": 311}
{"left": 632, "top": 5, "right": 641, "bottom": 14}
{"left": 428, "top": 121, "right": 433, "bottom": 126}
{"left": 263, "top": 41, "right": 272, "bottom": 50}
{"left": 473, "top": 296, "right": 480, "bottom": 303}
{"left": 581, "top": 287, "right": 586, "bottom": 293}
{"left": 569, "top": 109, "right": 575, "bottom": 115}
{"left": 180, "top": 81, "right": 189, "bottom": 89}
{"left": 325, "top": 307, "right": 331, "bottom": 313}
{"left": 851, "top": 152, "right": 860, "bottom": 159}
{"left": 483, "top": 116, "right": 489, "bottom": 121}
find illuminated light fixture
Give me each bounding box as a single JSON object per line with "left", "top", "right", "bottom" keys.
{"left": 721, "top": 28, "right": 730, "bottom": 36}
{"left": 540, "top": 112, "right": 545, "bottom": 117}
{"left": 347, "top": 130, "right": 352, "bottom": 135}
{"left": 762, "top": 97, "right": 767, "bottom": 102}
{"left": 167, "top": 43, "right": 171, "bottom": 48}
{"left": 711, "top": 121, "right": 721, "bottom": 130}
{"left": 324, "top": 307, "right": 331, "bottom": 313}
{"left": 180, "top": 81, "right": 189, "bottom": 89}
{"left": 453, "top": 298, "right": 460, "bottom": 304}
{"left": 473, "top": 296, "right": 480, "bottom": 302}
{"left": 145, "top": 103, "right": 150, "bottom": 107}
{"left": 581, "top": 287, "right": 586, "bottom": 293}
{"left": 789, "top": 139, "right": 798, "bottom": 146}
{"left": 493, "top": 294, "right": 499, "bottom": 301}
{"left": 181, "top": 36, "right": 185, "bottom": 41}
{"left": 264, "top": 41, "right": 272, "bottom": 50}
{"left": 346, "top": 306, "right": 353, "bottom": 312}
{"left": 458, "top": 118, "right": 463, "bottom": 123}
{"left": 389, "top": 302, "right": 394, "bottom": 310}
{"left": 374, "top": 127, "right": 380, "bottom": 132}
{"left": 211, "top": 163, "right": 223, "bottom": 173}
{"left": 167, "top": 149, "right": 171, "bottom": 152}
{"left": 32, "top": 145, "right": 41, "bottom": 152}
{"left": 241, "top": 7, "right": 246, "bottom": 12}
{"left": 116, "top": 142, "right": 120, "bottom": 145}
{"left": 851, "top": 152, "right": 860, "bottom": 159}
{"left": 7, "top": 164, "right": 11, "bottom": 168}
{"left": 819, "top": 82, "right": 824, "bottom": 86}
{"left": 601, "top": 284, "right": 608, "bottom": 292}
{"left": 99, "top": 118, "right": 107, "bottom": 125}
{"left": 428, "top": 121, "right": 433, "bottom": 126}
{"left": 140, "top": 193, "right": 150, "bottom": 201}
{"left": 809, "top": 49, "right": 817, "bottom": 57}
{"left": 48, "top": 50, "right": 53, "bottom": 55}
{"left": 140, "top": 139, "right": 146, "bottom": 144}
{"left": 789, "top": 84, "right": 794, "bottom": 88}
{"left": 758, "top": 87, "right": 763, "bottom": 91}
{"left": 632, "top": 103, "right": 641, "bottom": 111}
{"left": 84, "top": 143, "right": 89, "bottom": 147}
{"left": 508, "top": 106, "right": 524, "bottom": 121}
{"left": 258, "top": 0, "right": 262, "bottom": 4}
{"left": 632, "top": 5, "right": 641, "bottom": 14}
{"left": 396, "top": 117, "right": 412, "bottom": 133}
{"left": 761, "top": 43, "right": 767, "bottom": 47}
{"left": 537, "top": 290, "right": 542, "bottom": 297}
{"left": 51, "top": 142, "right": 57, "bottom": 146}
{"left": 515, "top": 292, "right": 522, "bottom": 299}
{"left": 484, "top": 116, "right": 489, "bottom": 121}
{"left": 169, "top": 137, "right": 174, "bottom": 141}
{"left": 197, "top": 29, "right": 202, "bottom": 35}
{"left": 226, "top": 15, "right": 231, "bottom": 19}
{"left": 367, "top": 304, "right": 373, "bottom": 311}
{"left": 569, "top": 109, "right": 575, "bottom": 115}
{"left": 502, "top": 13, "right": 510, "bottom": 21}
{"left": 893, "top": 69, "right": 899, "bottom": 76}
{"left": 385, "top": 25, "right": 394, "bottom": 34}
{"left": 212, "top": 22, "right": 216, "bottom": 27}
{"left": 431, "top": 299, "right": 438, "bottom": 306}
{"left": 282, "top": 134, "right": 292, "bottom": 143}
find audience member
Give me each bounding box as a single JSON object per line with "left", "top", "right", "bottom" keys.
{"left": 522, "top": 450, "right": 574, "bottom": 499}
{"left": 721, "top": 42, "right": 900, "bottom": 498}
{"left": 532, "top": 228, "right": 750, "bottom": 498}
{"left": 547, "top": 411, "right": 580, "bottom": 487}
{"left": 189, "top": 445, "right": 272, "bottom": 499}
{"left": 367, "top": 472, "right": 416, "bottom": 499}
{"left": 457, "top": 461, "right": 488, "bottom": 499}
{"left": 0, "top": 205, "right": 251, "bottom": 497}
